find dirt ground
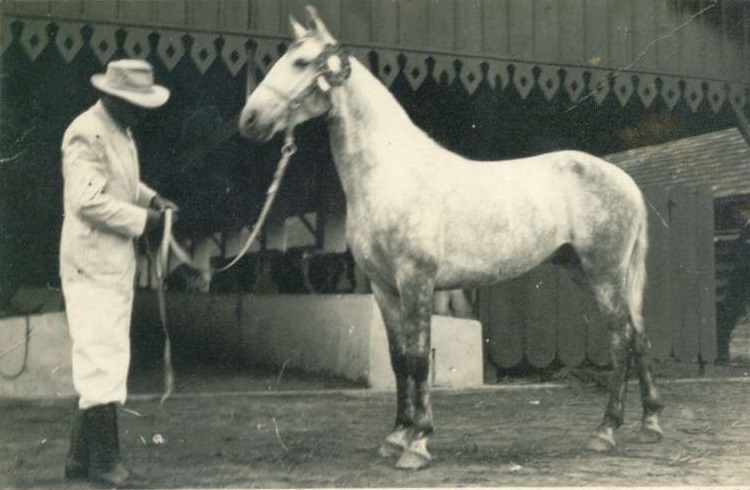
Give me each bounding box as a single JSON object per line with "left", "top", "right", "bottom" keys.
{"left": 2, "top": 355, "right": 750, "bottom": 489}
{"left": 2, "top": 323, "right": 749, "bottom": 489}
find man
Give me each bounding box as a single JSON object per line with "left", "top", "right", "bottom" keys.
{"left": 60, "top": 59, "right": 176, "bottom": 487}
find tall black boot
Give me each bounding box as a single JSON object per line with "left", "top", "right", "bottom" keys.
{"left": 84, "top": 403, "right": 140, "bottom": 488}
{"left": 64, "top": 406, "right": 88, "bottom": 480}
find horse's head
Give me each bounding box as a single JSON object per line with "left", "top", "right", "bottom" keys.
{"left": 239, "top": 6, "right": 351, "bottom": 142}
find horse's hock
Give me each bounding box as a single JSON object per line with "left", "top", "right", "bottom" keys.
{"left": 133, "top": 292, "right": 484, "bottom": 390}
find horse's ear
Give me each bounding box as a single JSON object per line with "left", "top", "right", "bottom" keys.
{"left": 289, "top": 15, "right": 307, "bottom": 40}
{"left": 305, "top": 5, "right": 336, "bottom": 43}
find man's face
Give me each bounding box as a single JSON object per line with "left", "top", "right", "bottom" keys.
{"left": 102, "top": 95, "right": 148, "bottom": 129}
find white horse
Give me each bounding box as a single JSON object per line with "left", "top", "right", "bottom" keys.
{"left": 238, "top": 6, "right": 663, "bottom": 470}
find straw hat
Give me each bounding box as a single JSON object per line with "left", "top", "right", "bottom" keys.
{"left": 91, "top": 59, "right": 170, "bottom": 109}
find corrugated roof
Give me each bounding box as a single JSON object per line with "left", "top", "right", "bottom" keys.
{"left": 605, "top": 128, "right": 750, "bottom": 199}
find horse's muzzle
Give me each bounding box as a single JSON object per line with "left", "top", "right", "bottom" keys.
{"left": 238, "top": 108, "right": 277, "bottom": 142}
{"left": 238, "top": 108, "right": 257, "bottom": 139}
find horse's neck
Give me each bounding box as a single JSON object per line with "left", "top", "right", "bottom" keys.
{"left": 327, "top": 59, "right": 428, "bottom": 199}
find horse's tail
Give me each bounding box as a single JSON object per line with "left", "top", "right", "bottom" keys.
{"left": 625, "top": 208, "right": 648, "bottom": 333}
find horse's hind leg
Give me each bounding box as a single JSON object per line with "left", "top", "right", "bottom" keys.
{"left": 630, "top": 328, "right": 664, "bottom": 442}
{"left": 588, "top": 321, "right": 664, "bottom": 451}
{"left": 588, "top": 320, "right": 633, "bottom": 451}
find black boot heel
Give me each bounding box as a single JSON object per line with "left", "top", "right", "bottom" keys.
{"left": 64, "top": 404, "right": 89, "bottom": 480}
{"left": 84, "top": 403, "right": 145, "bottom": 488}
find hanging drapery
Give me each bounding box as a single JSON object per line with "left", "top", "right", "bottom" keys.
{"left": 219, "top": 35, "right": 248, "bottom": 77}
{"left": 188, "top": 32, "right": 218, "bottom": 74}
{"left": 54, "top": 21, "right": 84, "bottom": 63}
{"left": 637, "top": 74, "right": 659, "bottom": 109}
{"left": 88, "top": 24, "right": 118, "bottom": 66}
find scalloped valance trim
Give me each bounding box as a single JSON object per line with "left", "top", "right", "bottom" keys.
{"left": 3, "top": 17, "right": 748, "bottom": 114}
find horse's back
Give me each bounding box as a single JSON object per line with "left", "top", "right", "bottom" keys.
{"left": 519, "top": 150, "right": 646, "bottom": 256}
{"left": 489, "top": 150, "right": 640, "bottom": 197}
{"left": 430, "top": 150, "right": 645, "bottom": 288}
{"left": 490, "top": 149, "right": 646, "bottom": 227}
{"left": 437, "top": 149, "right": 644, "bottom": 230}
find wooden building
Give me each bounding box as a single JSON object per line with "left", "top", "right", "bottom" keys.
{"left": 606, "top": 128, "right": 750, "bottom": 363}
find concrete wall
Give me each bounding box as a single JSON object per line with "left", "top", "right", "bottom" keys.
{"left": 0, "top": 312, "right": 74, "bottom": 398}
{"left": 238, "top": 295, "right": 380, "bottom": 386}
{"left": 0, "top": 294, "right": 483, "bottom": 398}
{"left": 134, "top": 292, "right": 484, "bottom": 390}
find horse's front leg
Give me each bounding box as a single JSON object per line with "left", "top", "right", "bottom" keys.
{"left": 373, "top": 274, "right": 435, "bottom": 470}
{"left": 395, "top": 274, "right": 435, "bottom": 470}
{"left": 372, "top": 284, "right": 413, "bottom": 459}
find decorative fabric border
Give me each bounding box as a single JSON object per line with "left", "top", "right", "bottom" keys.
{"left": 2, "top": 18, "right": 748, "bottom": 114}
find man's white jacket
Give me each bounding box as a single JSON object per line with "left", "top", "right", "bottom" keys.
{"left": 60, "top": 100, "right": 156, "bottom": 288}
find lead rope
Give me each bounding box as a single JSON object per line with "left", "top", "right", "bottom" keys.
{"left": 153, "top": 208, "right": 212, "bottom": 406}
{"left": 153, "top": 118, "right": 298, "bottom": 405}
{"left": 213, "top": 118, "right": 297, "bottom": 273}
{"left": 155, "top": 208, "right": 175, "bottom": 406}
{"left": 215, "top": 44, "right": 346, "bottom": 273}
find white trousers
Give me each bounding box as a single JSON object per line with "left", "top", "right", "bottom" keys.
{"left": 63, "top": 279, "right": 133, "bottom": 410}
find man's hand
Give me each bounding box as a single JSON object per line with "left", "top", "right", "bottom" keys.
{"left": 150, "top": 195, "right": 179, "bottom": 225}
{"left": 145, "top": 209, "right": 163, "bottom": 232}
{"left": 150, "top": 194, "right": 179, "bottom": 212}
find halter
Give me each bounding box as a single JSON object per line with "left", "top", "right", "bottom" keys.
{"left": 213, "top": 43, "right": 351, "bottom": 273}
{"left": 259, "top": 43, "right": 351, "bottom": 111}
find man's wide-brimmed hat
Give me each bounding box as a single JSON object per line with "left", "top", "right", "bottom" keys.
{"left": 91, "top": 59, "right": 170, "bottom": 109}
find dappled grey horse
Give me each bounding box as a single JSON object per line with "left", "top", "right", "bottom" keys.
{"left": 238, "top": 6, "right": 664, "bottom": 469}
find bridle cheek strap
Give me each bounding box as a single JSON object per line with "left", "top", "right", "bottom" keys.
{"left": 262, "top": 43, "right": 351, "bottom": 104}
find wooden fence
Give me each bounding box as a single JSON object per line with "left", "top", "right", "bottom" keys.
{"left": 477, "top": 184, "right": 717, "bottom": 369}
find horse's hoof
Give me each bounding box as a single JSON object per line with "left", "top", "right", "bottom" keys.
{"left": 395, "top": 436, "right": 430, "bottom": 470}
{"left": 395, "top": 450, "right": 431, "bottom": 470}
{"left": 379, "top": 428, "right": 408, "bottom": 458}
{"left": 587, "top": 428, "right": 616, "bottom": 452}
{"left": 379, "top": 440, "right": 403, "bottom": 458}
{"left": 639, "top": 417, "right": 664, "bottom": 443}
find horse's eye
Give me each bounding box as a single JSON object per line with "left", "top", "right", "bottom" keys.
{"left": 294, "top": 58, "right": 311, "bottom": 69}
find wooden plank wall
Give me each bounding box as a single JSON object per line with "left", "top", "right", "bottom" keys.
{"left": 4, "top": 0, "right": 747, "bottom": 84}
{"left": 478, "top": 184, "right": 717, "bottom": 370}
